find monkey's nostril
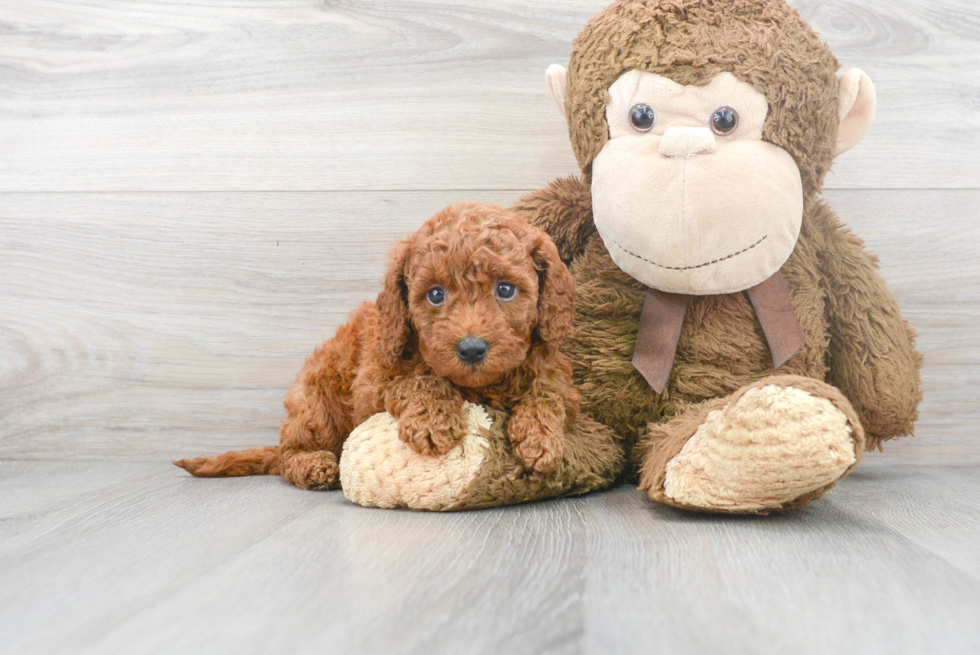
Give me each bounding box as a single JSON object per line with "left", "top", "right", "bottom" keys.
{"left": 456, "top": 336, "right": 489, "bottom": 364}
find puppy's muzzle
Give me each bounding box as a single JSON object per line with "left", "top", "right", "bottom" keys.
{"left": 456, "top": 336, "right": 489, "bottom": 365}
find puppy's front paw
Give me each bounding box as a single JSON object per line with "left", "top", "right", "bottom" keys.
{"left": 508, "top": 414, "right": 564, "bottom": 474}
{"left": 397, "top": 403, "right": 468, "bottom": 456}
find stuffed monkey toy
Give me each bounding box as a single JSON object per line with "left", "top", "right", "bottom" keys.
{"left": 340, "top": 0, "right": 922, "bottom": 513}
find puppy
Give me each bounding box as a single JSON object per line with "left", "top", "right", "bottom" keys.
{"left": 175, "top": 202, "right": 579, "bottom": 490}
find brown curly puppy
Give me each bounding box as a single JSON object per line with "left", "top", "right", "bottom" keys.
{"left": 174, "top": 202, "right": 579, "bottom": 490}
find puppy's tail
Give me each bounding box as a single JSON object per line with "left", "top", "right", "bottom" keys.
{"left": 173, "top": 446, "right": 281, "bottom": 478}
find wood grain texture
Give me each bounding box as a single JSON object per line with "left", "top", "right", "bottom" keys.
{"left": 1, "top": 461, "right": 978, "bottom": 655}
{"left": 583, "top": 467, "right": 980, "bottom": 655}
{"left": 1, "top": 190, "right": 977, "bottom": 463}
{"left": 0, "top": 0, "right": 977, "bottom": 192}
{"left": 0, "top": 190, "right": 516, "bottom": 459}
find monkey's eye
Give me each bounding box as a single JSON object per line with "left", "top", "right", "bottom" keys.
{"left": 426, "top": 286, "right": 446, "bottom": 306}
{"left": 495, "top": 282, "right": 517, "bottom": 301}
{"left": 710, "top": 106, "right": 739, "bottom": 135}
{"left": 629, "top": 103, "right": 657, "bottom": 132}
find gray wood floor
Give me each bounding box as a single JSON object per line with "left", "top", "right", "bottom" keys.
{"left": 1, "top": 460, "right": 979, "bottom": 655}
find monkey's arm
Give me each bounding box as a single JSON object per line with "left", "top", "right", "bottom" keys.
{"left": 510, "top": 175, "right": 596, "bottom": 264}
{"left": 812, "top": 202, "right": 923, "bottom": 449}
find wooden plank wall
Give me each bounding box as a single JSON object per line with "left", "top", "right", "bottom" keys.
{"left": 1, "top": 0, "right": 978, "bottom": 463}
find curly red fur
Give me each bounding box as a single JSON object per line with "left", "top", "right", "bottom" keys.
{"left": 174, "top": 203, "right": 580, "bottom": 488}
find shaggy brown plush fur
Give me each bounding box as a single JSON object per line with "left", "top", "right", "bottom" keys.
{"left": 175, "top": 203, "right": 579, "bottom": 489}
{"left": 564, "top": 0, "right": 841, "bottom": 196}
{"left": 515, "top": 187, "right": 922, "bottom": 452}
{"left": 444, "top": 408, "right": 625, "bottom": 510}
{"left": 511, "top": 0, "right": 923, "bottom": 511}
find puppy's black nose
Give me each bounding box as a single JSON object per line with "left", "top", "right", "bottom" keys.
{"left": 456, "top": 336, "right": 489, "bottom": 364}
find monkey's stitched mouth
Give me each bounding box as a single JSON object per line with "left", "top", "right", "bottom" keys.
{"left": 611, "top": 235, "right": 768, "bottom": 271}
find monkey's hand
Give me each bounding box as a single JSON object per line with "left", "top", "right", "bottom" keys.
{"left": 340, "top": 405, "right": 623, "bottom": 511}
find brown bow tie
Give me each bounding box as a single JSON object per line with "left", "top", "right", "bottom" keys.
{"left": 631, "top": 271, "right": 803, "bottom": 394}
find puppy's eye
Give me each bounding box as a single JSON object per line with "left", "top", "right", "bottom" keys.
{"left": 495, "top": 282, "right": 517, "bottom": 301}
{"left": 629, "top": 103, "right": 656, "bottom": 132}
{"left": 710, "top": 106, "right": 739, "bottom": 135}
{"left": 426, "top": 286, "right": 446, "bottom": 306}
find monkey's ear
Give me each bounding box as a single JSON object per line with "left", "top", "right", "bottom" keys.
{"left": 546, "top": 64, "right": 568, "bottom": 119}
{"left": 836, "top": 68, "right": 876, "bottom": 156}
{"left": 375, "top": 239, "right": 413, "bottom": 367}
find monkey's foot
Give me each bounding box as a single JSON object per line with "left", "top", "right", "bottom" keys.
{"left": 639, "top": 376, "right": 865, "bottom": 514}
{"left": 339, "top": 403, "right": 623, "bottom": 511}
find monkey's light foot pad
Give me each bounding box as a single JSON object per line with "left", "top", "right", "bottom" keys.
{"left": 664, "top": 384, "right": 860, "bottom": 513}
{"left": 340, "top": 403, "right": 624, "bottom": 511}
{"left": 340, "top": 404, "right": 492, "bottom": 511}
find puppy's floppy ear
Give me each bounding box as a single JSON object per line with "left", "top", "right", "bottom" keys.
{"left": 375, "top": 238, "right": 413, "bottom": 366}
{"left": 530, "top": 230, "right": 576, "bottom": 347}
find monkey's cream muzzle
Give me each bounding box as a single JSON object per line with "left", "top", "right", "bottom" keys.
{"left": 589, "top": 71, "right": 804, "bottom": 296}
{"left": 592, "top": 130, "right": 803, "bottom": 295}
